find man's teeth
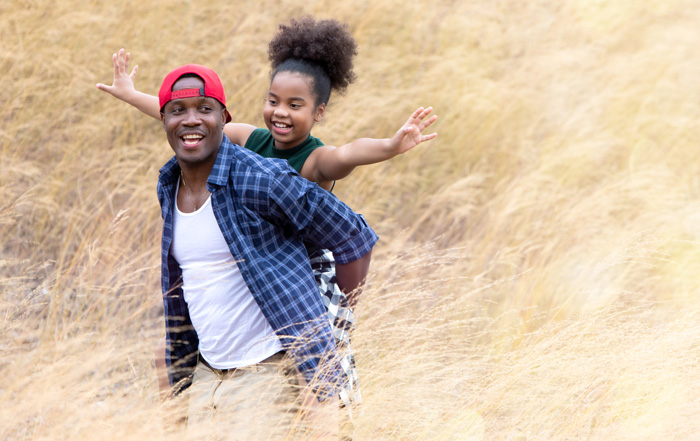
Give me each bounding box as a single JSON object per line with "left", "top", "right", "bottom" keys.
{"left": 182, "top": 134, "right": 203, "bottom": 145}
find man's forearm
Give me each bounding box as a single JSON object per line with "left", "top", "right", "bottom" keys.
{"left": 335, "top": 249, "right": 372, "bottom": 306}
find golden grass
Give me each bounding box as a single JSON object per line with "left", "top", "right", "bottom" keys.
{"left": 3, "top": 0, "right": 700, "bottom": 439}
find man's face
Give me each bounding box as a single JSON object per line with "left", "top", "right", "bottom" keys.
{"left": 161, "top": 76, "right": 226, "bottom": 168}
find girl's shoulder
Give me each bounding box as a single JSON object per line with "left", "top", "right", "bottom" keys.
{"left": 222, "top": 123, "right": 256, "bottom": 146}
{"left": 244, "top": 128, "right": 274, "bottom": 153}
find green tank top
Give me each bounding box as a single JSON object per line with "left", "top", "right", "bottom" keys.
{"left": 244, "top": 128, "right": 324, "bottom": 174}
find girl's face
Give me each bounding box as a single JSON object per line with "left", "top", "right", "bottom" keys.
{"left": 263, "top": 72, "right": 325, "bottom": 150}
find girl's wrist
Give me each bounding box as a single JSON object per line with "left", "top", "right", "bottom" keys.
{"left": 383, "top": 138, "right": 398, "bottom": 158}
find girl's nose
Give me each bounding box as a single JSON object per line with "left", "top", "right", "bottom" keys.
{"left": 273, "top": 106, "right": 289, "bottom": 117}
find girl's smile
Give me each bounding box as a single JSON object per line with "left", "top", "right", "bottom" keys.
{"left": 263, "top": 71, "right": 325, "bottom": 150}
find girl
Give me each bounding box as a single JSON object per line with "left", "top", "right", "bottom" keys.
{"left": 97, "top": 16, "right": 437, "bottom": 411}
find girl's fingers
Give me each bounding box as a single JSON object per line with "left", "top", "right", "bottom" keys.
{"left": 115, "top": 50, "right": 124, "bottom": 75}
{"left": 117, "top": 49, "right": 129, "bottom": 74}
{"left": 406, "top": 107, "right": 436, "bottom": 133}
{"left": 419, "top": 115, "right": 438, "bottom": 130}
{"left": 416, "top": 107, "right": 431, "bottom": 120}
{"left": 407, "top": 107, "right": 425, "bottom": 124}
{"left": 420, "top": 133, "right": 437, "bottom": 143}
{"left": 413, "top": 107, "right": 434, "bottom": 124}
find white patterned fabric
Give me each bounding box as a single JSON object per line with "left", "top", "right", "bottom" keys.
{"left": 309, "top": 248, "right": 362, "bottom": 411}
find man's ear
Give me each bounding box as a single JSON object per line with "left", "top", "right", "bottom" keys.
{"left": 160, "top": 112, "right": 166, "bottom": 128}
{"left": 314, "top": 103, "right": 326, "bottom": 122}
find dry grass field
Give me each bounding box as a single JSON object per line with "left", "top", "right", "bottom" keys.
{"left": 2, "top": 0, "right": 700, "bottom": 439}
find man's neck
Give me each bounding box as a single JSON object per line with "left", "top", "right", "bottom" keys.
{"left": 179, "top": 164, "right": 212, "bottom": 192}
{"left": 177, "top": 146, "right": 220, "bottom": 190}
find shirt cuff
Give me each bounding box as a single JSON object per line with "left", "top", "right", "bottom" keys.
{"left": 332, "top": 215, "right": 379, "bottom": 265}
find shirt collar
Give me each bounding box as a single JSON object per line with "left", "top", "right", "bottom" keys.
{"left": 158, "top": 136, "right": 237, "bottom": 187}
{"left": 158, "top": 156, "right": 180, "bottom": 184}
{"left": 207, "top": 136, "right": 235, "bottom": 188}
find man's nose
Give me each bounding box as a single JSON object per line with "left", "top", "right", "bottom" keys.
{"left": 182, "top": 109, "right": 202, "bottom": 125}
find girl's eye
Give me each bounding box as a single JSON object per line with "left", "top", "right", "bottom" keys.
{"left": 267, "top": 99, "right": 277, "bottom": 105}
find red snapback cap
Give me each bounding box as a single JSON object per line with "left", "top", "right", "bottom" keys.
{"left": 158, "top": 64, "right": 232, "bottom": 123}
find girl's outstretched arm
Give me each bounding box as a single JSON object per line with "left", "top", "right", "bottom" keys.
{"left": 302, "top": 107, "right": 438, "bottom": 186}
{"left": 96, "top": 48, "right": 161, "bottom": 120}
{"left": 96, "top": 49, "right": 256, "bottom": 145}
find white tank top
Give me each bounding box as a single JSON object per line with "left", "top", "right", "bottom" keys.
{"left": 171, "top": 183, "right": 282, "bottom": 369}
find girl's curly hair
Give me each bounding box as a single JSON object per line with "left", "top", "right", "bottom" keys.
{"left": 268, "top": 16, "right": 358, "bottom": 106}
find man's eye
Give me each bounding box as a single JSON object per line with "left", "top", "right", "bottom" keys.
{"left": 200, "top": 106, "right": 212, "bottom": 112}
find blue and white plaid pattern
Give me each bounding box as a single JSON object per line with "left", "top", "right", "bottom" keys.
{"left": 158, "top": 137, "right": 378, "bottom": 396}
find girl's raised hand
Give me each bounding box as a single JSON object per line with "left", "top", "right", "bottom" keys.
{"left": 390, "top": 107, "right": 438, "bottom": 155}
{"left": 96, "top": 48, "right": 139, "bottom": 100}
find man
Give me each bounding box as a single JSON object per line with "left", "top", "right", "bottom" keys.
{"left": 155, "top": 65, "right": 377, "bottom": 436}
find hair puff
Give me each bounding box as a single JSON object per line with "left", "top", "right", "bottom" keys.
{"left": 268, "top": 16, "right": 358, "bottom": 95}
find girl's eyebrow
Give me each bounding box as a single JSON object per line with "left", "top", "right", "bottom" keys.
{"left": 267, "top": 91, "right": 306, "bottom": 102}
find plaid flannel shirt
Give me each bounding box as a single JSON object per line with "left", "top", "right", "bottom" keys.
{"left": 157, "top": 136, "right": 378, "bottom": 396}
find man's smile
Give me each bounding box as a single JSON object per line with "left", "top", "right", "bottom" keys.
{"left": 181, "top": 133, "right": 205, "bottom": 147}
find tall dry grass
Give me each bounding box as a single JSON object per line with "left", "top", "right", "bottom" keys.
{"left": 2, "top": 0, "right": 700, "bottom": 439}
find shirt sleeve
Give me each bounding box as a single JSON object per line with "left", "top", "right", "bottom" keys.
{"left": 265, "top": 171, "right": 379, "bottom": 264}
